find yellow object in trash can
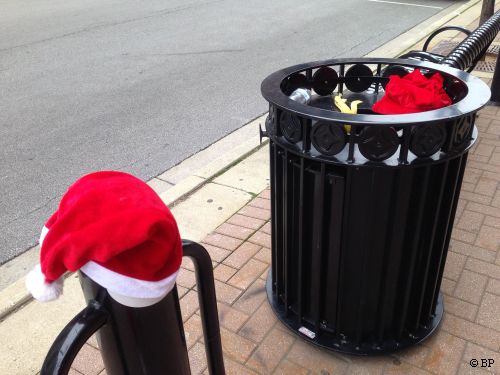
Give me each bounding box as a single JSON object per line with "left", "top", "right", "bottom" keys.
{"left": 333, "top": 94, "right": 362, "bottom": 133}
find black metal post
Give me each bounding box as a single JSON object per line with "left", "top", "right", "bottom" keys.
{"left": 480, "top": 0, "right": 495, "bottom": 26}
{"left": 490, "top": 54, "right": 500, "bottom": 104}
{"left": 182, "top": 240, "right": 226, "bottom": 375}
{"left": 41, "top": 241, "right": 225, "bottom": 375}
{"left": 79, "top": 275, "right": 193, "bottom": 375}
{"left": 40, "top": 301, "right": 108, "bottom": 375}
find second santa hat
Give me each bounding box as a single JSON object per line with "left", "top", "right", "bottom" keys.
{"left": 26, "top": 171, "right": 182, "bottom": 306}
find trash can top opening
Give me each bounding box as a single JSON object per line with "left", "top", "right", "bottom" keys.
{"left": 261, "top": 58, "right": 490, "bottom": 165}
{"left": 261, "top": 58, "right": 490, "bottom": 127}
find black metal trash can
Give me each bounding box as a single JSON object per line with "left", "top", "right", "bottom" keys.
{"left": 260, "top": 58, "right": 490, "bottom": 355}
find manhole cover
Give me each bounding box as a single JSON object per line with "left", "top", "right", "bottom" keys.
{"left": 475, "top": 60, "right": 496, "bottom": 73}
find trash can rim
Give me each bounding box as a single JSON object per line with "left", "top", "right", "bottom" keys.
{"left": 261, "top": 57, "right": 490, "bottom": 126}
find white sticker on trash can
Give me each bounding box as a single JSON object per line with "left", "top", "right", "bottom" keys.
{"left": 299, "top": 326, "right": 316, "bottom": 339}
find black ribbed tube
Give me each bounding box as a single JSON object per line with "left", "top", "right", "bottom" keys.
{"left": 441, "top": 10, "right": 500, "bottom": 70}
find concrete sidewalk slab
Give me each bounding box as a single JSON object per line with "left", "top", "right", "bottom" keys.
{"left": 213, "top": 147, "right": 270, "bottom": 195}
{"left": 172, "top": 182, "right": 254, "bottom": 243}
{"left": 0, "top": 274, "right": 86, "bottom": 375}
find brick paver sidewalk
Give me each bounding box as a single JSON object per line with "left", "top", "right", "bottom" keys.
{"left": 68, "top": 102, "right": 499, "bottom": 375}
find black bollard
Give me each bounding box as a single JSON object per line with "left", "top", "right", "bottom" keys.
{"left": 490, "top": 53, "right": 500, "bottom": 105}
{"left": 480, "top": 0, "right": 495, "bottom": 26}
{"left": 40, "top": 240, "right": 225, "bottom": 375}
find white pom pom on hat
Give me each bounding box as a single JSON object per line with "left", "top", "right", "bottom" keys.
{"left": 25, "top": 171, "right": 183, "bottom": 307}
{"left": 26, "top": 264, "right": 64, "bottom": 302}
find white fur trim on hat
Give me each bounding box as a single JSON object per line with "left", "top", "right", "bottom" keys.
{"left": 106, "top": 291, "right": 171, "bottom": 308}
{"left": 26, "top": 264, "right": 64, "bottom": 302}
{"left": 80, "top": 261, "right": 178, "bottom": 300}
{"left": 39, "top": 225, "right": 49, "bottom": 247}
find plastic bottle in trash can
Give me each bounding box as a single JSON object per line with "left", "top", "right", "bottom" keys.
{"left": 289, "top": 88, "right": 311, "bottom": 104}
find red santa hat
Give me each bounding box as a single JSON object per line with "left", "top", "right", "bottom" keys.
{"left": 26, "top": 171, "right": 182, "bottom": 306}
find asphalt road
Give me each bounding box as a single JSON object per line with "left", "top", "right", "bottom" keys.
{"left": 0, "top": 0, "right": 464, "bottom": 264}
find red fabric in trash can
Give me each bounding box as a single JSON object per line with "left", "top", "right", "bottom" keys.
{"left": 373, "top": 69, "right": 452, "bottom": 115}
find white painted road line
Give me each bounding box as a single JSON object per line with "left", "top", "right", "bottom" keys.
{"left": 368, "top": 0, "right": 443, "bottom": 9}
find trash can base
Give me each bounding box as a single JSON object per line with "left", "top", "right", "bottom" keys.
{"left": 266, "top": 272, "right": 443, "bottom": 356}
